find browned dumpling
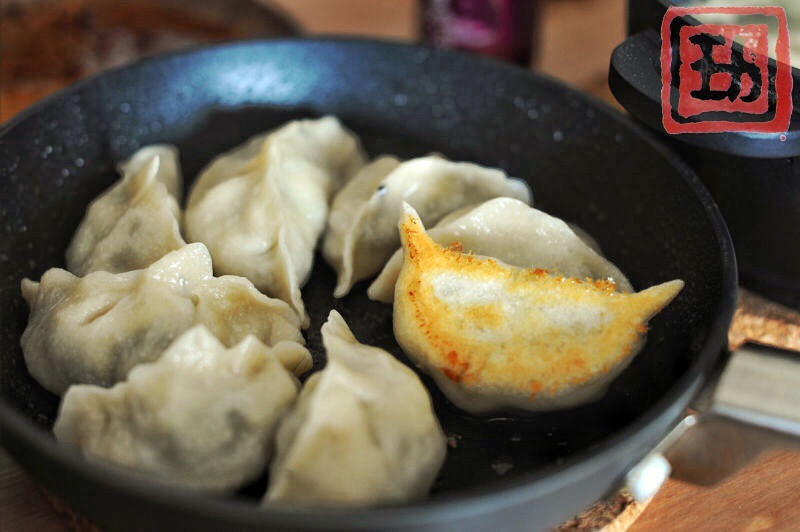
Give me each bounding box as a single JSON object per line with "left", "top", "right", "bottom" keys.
{"left": 393, "top": 203, "right": 683, "bottom": 414}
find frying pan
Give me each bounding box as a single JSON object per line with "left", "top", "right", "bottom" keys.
{"left": 0, "top": 39, "right": 736, "bottom": 530}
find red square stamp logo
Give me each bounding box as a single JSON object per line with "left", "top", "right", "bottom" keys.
{"left": 660, "top": 6, "right": 793, "bottom": 134}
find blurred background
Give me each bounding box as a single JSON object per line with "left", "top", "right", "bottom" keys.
{"left": 0, "top": 0, "right": 625, "bottom": 122}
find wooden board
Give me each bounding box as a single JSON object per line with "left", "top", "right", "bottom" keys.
{"left": 631, "top": 450, "right": 800, "bottom": 532}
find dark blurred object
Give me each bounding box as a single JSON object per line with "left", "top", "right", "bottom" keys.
{"left": 609, "top": 0, "right": 800, "bottom": 310}
{"left": 419, "top": 0, "right": 539, "bottom": 67}
{"left": 0, "top": 0, "right": 298, "bottom": 120}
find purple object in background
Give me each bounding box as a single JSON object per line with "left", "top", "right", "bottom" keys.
{"left": 420, "top": 0, "right": 539, "bottom": 66}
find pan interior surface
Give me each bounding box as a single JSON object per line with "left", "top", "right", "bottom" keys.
{"left": 0, "top": 39, "right": 735, "bottom": 530}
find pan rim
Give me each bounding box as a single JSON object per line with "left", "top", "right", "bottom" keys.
{"left": 0, "top": 37, "right": 738, "bottom": 528}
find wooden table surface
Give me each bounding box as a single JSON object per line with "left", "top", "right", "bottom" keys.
{"left": 3, "top": 1, "right": 800, "bottom": 530}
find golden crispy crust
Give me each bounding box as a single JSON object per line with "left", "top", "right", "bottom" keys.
{"left": 393, "top": 205, "right": 683, "bottom": 412}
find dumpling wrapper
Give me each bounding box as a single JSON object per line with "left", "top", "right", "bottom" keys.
{"left": 21, "top": 243, "right": 310, "bottom": 396}
{"left": 66, "top": 145, "right": 185, "bottom": 276}
{"left": 393, "top": 204, "right": 684, "bottom": 414}
{"left": 185, "top": 116, "right": 365, "bottom": 326}
{"left": 117, "top": 144, "right": 183, "bottom": 201}
{"left": 54, "top": 326, "right": 300, "bottom": 492}
{"left": 368, "top": 197, "right": 633, "bottom": 303}
{"left": 265, "top": 310, "right": 446, "bottom": 507}
{"left": 322, "top": 154, "right": 532, "bottom": 298}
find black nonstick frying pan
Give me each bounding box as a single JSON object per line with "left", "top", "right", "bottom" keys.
{"left": 0, "top": 39, "right": 736, "bottom": 531}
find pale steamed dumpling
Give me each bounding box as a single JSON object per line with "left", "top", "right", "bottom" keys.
{"left": 322, "top": 154, "right": 532, "bottom": 298}
{"left": 393, "top": 204, "right": 683, "bottom": 414}
{"left": 265, "top": 310, "right": 446, "bottom": 507}
{"left": 54, "top": 326, "right": 300, "bottom": 492}
{"left": 185, "top": 116, "right": 366, "bottom": 326}
{"left": 368, "top": 197, "right": 632, "bottom": 302}
{"left": 21, "top": 243, "right": 310, "bottom": 396}
{"left": 66, "top": 145, "right": 185, "bottom": 276}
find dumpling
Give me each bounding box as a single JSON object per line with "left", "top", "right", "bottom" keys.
{"left": 185, "top": 116, "right": 366, "bottom": 326}
{"left": 322, "top": 157, "right": 402, "bottom": 297}
{"left": 21, "top": 243, "right": 310, "bottom": 396}
{"left": 66, "top": 145, "right": 185, "bottom": 276}
{"left": 53, "top": 326, "right": 300, "bottom": 492}
{"left": 392, "top": 204, "right": 684, "bottom": 414}
{"left": 322, "top": 154, "right": 532, "bottom": 298}
{"left": 265, "top": 310, "right": 446, "bottom": 507}
{"left": 368, "top": 197, "right": 632, "bottom": 303}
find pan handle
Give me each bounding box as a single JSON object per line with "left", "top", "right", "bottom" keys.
{"left": 608, "top": 28, "right": 800, "bottom": 159}
{"left": 655, "top": 344, "right": 800, "bottom": 486}
{"left": 624, "top": 295, "right": 800, "bottom": 499}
